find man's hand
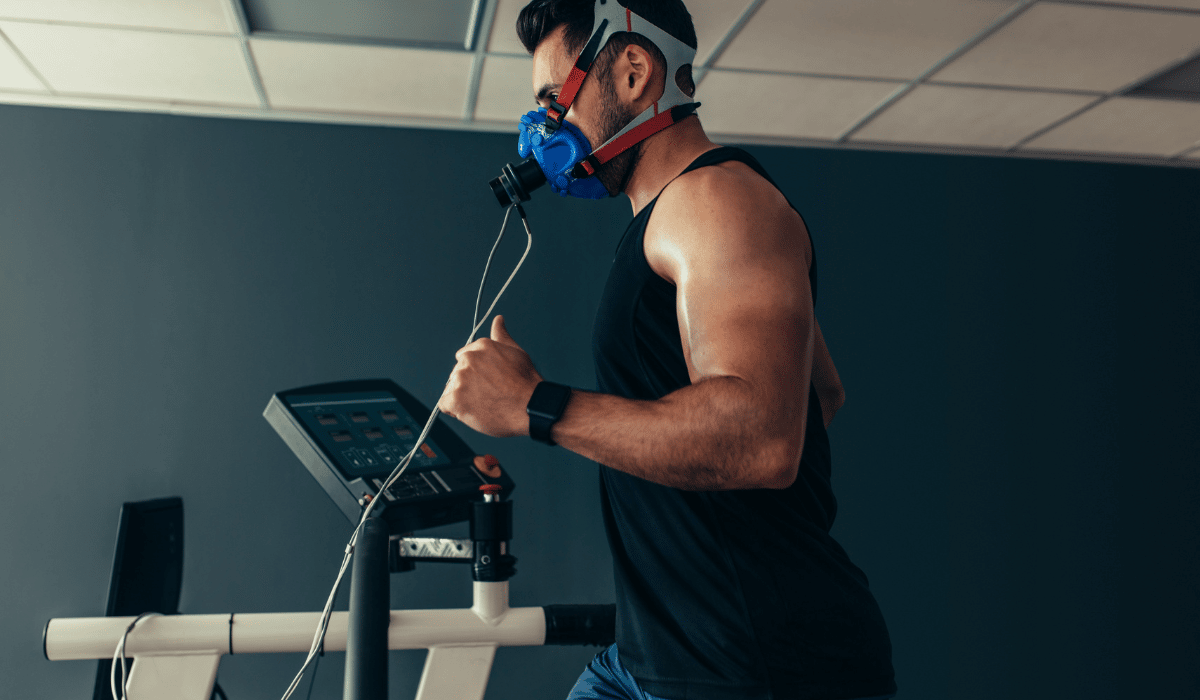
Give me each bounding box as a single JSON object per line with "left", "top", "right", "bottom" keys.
{"left": 438, "top": 315, "right": 542, "bottom": 438}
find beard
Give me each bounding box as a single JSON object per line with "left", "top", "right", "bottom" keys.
{"left": 592, "top": 76, "right": 641, "bottom": 197}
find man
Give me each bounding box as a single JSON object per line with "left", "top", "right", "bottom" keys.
{"left": 438, "top": 1, "right": 896, "bottom": 698}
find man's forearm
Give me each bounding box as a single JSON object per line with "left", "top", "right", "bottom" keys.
{"left": 549, "top": 377, "right": 805, "bottom": 491}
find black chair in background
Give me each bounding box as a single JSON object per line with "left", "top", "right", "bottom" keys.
{"left": 91, "top": 497, "right": 184, "bottom": 700}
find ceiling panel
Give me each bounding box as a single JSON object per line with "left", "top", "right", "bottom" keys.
{"left": 715, "top": 0, "right": 1019, "bottom": 80}
{"left": 0, "top": 32, "right": 43, "bottom": 91}
{"left": 0, "top": 0, "right": 235, "bottom": 33}
{"left": 852, "top": 84, "right": 1095, "bottom": 149}
{"left": 933, "top": 3, "right": 1200, "bottom": 92}
{"left": 487, "top": 0, "right": 525, "bottom": 54}
{"left": 474, "top": 54, "right": 533, "bottom": 123}
{"left": 689, "top": 0, "right": 756, "bottom": 66}
{"left": 0, "top": 22, "right": 258, "bottom": 104}
{"left": 251, "top": 38, "right": 472, "bottom": 118}
{"left": 1021, "top": 97, "right": 1200, "bottom": 157}
{"left": 700, "top": 70, "right": 901, "bottom": 140}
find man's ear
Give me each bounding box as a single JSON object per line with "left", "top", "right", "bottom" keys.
{"left": 619, "top": 44, "right": 656, "bottom": 101}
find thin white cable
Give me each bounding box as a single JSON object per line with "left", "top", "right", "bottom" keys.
{"left": 277, "top": 203, "right": 534, "bottom": 700}
{"left": 110, "top": 612, "right": 162, "bottom": 700}
{"left": 475, "top": 203, "right": 513, "bottom": 330}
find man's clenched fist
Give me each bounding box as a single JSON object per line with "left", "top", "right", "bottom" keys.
{"left": 438, "top": 315, "right": 542, "bottom": 438}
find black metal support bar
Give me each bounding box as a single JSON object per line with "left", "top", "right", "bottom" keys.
{"left": 344, "top": 517, "right": 389, "bottom": 700}
{"left": 470, "top": 495, "right": 517, "bottom": 582}
{"left": 543, "top": 604, "right": 616, "bottom": 646}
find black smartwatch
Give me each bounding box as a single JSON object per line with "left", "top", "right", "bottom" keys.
{"left": 526, "top": 381, "right": 572, "bottom": 446}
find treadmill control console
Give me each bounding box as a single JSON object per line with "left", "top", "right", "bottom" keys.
{"left": 264, "top": 379, "right": 514, "bottom": 533}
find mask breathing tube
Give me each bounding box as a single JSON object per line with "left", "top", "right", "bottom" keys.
{"left": 490, "top": 157, "right": 546, "bottom": 207}
{"left": 488, "top": 0, "right": 699, "bottom": 207}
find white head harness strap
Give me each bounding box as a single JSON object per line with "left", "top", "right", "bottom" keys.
{"left": 543, "top": 0, "right": 701, "bottom": 179}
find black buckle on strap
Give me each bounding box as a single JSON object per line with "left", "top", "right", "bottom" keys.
{"left": 570, "top": 154, "right": 602, "bottom": 180}
{"left": 545, "top": 100, "right": 568, "bottom": 132}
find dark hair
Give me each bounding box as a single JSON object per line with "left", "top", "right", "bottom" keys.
{"left": 516, "top": 0, "right": 697, "bottom": 55}
{"left": 517, "top": 0, "right": 698, "bottom": 96}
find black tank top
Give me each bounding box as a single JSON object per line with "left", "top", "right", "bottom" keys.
{"left": 591, "top": 147, "right": 896, "bottom": 700}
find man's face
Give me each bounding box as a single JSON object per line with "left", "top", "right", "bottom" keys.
{"left": 530, "top": 26, "right": 638, "bottom": 196}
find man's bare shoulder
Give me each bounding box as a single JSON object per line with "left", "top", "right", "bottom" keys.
{"left": 646, "top": 158, "right": 810, "bottom": 282}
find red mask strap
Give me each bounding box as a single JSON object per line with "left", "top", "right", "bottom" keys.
{"left": 571, "top": 103, "right": 699, "bottom": 178}
{"left": 545, "top": 14, "right": 614, "bottom": 131}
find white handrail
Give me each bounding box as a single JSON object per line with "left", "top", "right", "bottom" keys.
{"left": 45, "top": 607, "right": 546, "bottom": 661}
{"left": 44, "top": 581, "right": 545, "bottom": 661}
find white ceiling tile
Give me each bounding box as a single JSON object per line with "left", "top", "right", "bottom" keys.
{"left": 699, "top": 70, "right": 901, "bottom": 140}
{"left": 934, "top": 3, "right": 1200, "bottom": 92}
{"left": 1083, "top": 0, "right": 1200, "bottom": 9}
{"left": 487, "top": 0, "right": 526, "bottom": 55}
{"left": 0, "top": 0, "right": 234, "bottom": 33}
{"left": 474, "top": 54, "right": 533, "bottom": 123}
{"left": 0, "top": 32, "right": 43, "bottom": 91}
{"left": 0, "top": 22, "right": 258, "bottom": 104}
{"left": 716, "top": 0, "right": 1020, "bottom": 80}
{"left": 251, "top": 39, "right": 472, "bottom": 118}
{"left": 852, "top": 84, "right": 1096, "bottom": 149}
{"left": 1021, "top": 97, "right": 1200, "bottom": 157}
{"left": 687, "top": 0, "right": 756, "bottom": 67}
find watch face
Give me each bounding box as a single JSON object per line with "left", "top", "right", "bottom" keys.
{"left": 528, "top": 382, "right": 572, "bottom": 419}
{"left": 528, "top": 383, "right": 571, "bottom": 447}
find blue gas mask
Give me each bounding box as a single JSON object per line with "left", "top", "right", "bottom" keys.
{"left": 518, "top": 107, "right": 609, "bottom": 200}
{"left": 488, "top": 108, "right": 609, "bottom": 205}
{"left": 488, "top": 0, "right": 700, "bottom": 208}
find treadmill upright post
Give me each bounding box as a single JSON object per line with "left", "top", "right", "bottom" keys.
{"left": 344, "top": 516, "right": 390, "bottom": 700}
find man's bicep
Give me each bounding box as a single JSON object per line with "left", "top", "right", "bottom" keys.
{"left": 673, "top": 203, "right": 817, "bottom": 398}
{"left": 672, "top": 233, "right": 816, "bottom": 473}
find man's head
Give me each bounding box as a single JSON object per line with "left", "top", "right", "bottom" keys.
{"left": 516, "top": 0, "right": 697, "bottom": 196}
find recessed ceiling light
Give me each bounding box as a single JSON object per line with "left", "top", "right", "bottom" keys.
{"left": 242, "top": 0, "right": 485, "bottom": 50}
{"left": 1125, "top": 53, "right": 1200, "bottom": 102}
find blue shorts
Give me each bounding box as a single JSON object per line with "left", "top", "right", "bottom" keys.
{"left": 566, "top": 644, "right": 896, "bottom": 700}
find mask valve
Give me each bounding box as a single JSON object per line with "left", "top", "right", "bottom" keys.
{"left": 490, "top": 157, "right": 546, "bottom": 208}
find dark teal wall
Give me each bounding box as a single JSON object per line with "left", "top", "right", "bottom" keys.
{"left": 1, "top": 103, "right": 1196, "bottom": 699}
